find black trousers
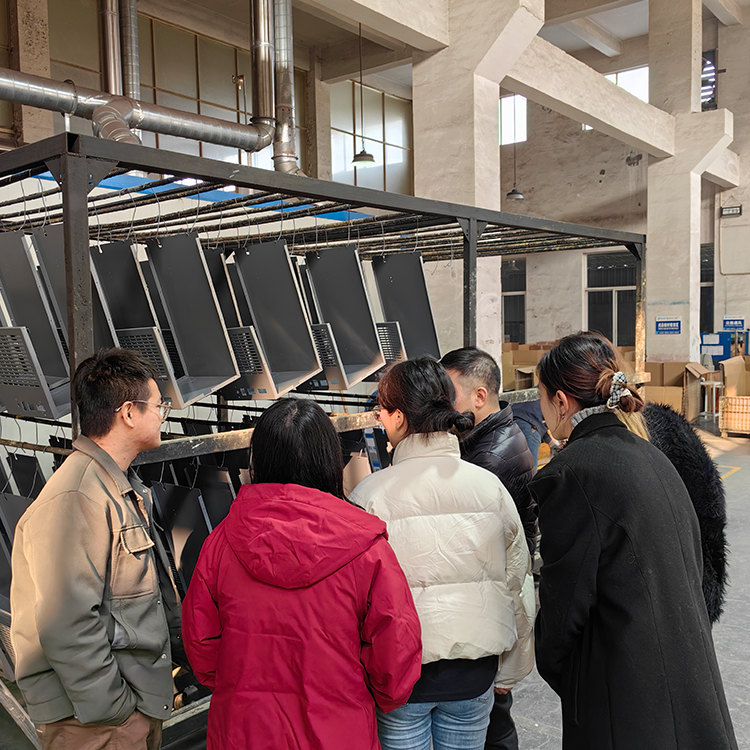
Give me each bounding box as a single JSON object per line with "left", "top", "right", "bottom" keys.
{"left": 484, "top": 691, "right": 519, "bottom": 750}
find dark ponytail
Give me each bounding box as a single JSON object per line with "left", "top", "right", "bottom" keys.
{"left": 378, "top": 356, "right": 475, "bottom": 436}
{"left": 537, "top": 332, "right": 648, "bottom": 439}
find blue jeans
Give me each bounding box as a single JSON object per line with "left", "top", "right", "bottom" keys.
{"left": 377, "top": 685, "right": 494, "bottom": 750}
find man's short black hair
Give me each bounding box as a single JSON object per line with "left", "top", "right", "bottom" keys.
{"left": 73, "top": 349, "right": 158, "bottom": 438}
{"left": 441, "top": 346, "right": 502, "bottom": 398}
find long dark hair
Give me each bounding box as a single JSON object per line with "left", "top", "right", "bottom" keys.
{"left": 378, "top": 356, "right": 475, "bottom": 436}
{"left": 537, "top": 332, "right": 647, "bottom": 438}
{"left": 250, "top": 399, "right": 345, "bottom": 499}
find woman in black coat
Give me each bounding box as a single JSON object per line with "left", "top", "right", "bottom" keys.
{"left": 529, "top": 332, "right": 736, "bottom": 750}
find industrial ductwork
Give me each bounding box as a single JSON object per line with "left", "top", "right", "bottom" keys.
{"left": 273, "top": 0, "right": 304, "bottom": 175}
{"left": 0, "top": 68, "right": 275, "bottom": 152}
{"left": 0, "top": 0, "right": 305, "bottom": 169}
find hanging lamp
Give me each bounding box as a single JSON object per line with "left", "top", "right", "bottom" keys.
{"left": 505, "top": 95, "right": 524, "bottom": 200}
{"left": 352, "top": 23, "right": 375, "bottom": 164}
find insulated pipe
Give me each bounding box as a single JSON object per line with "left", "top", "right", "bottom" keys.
{"left": 272, "top": 0, "right": 304, "bottom": 175}
{"left": 119, "top": 0, "right": 140, "bottom": 101}
{"left": 251, "top": 0, "right": 275, "bottom": 123}
{"left": 100, "top": 0, "right": 123, "bottom": 96}
{"left": 0, "top": 68, "right": 275, "bottom": 151}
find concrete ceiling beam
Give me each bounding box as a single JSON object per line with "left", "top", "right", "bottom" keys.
{"left": 545, "top": 0, "right": 643, "bottom": 26}
{"left": 703, "top": 0, "right": 743, "bottom": 26}
{"left": 703, "top": 148, "right": 740, "bottom": 188}
{"left": 504, "top": 36, "right": 675, "bottom": 157}
{"left": 562, "top": 17, "right": 622, "bottom": 56}
{"left": 320, "top": 38, "right": 412, "bottom": 82}
{"left": 294, "top": 0, "right": 449, "bottom": 51}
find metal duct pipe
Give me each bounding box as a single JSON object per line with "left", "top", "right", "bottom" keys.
{"left": 251, "top": 0, "right": 275, "bottom": 124}
{"left": 119, "top": 0, "right": 140, "bottom": 101}
{"left": 100, "top": 0, "right": 123, "bottom": 95}
{"left": 0, "top": 68, "right": 274, "bottom": 151}
{"left": 272, "top": 0, "right": 304, "bottom": 175}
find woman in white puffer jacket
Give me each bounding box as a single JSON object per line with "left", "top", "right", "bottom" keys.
{"left": 350, "top": 357, "right": 535, "bottom": 750}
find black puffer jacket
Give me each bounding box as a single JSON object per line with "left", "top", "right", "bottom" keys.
{"left": 643, "top": 403, "right": 729, "bottom": 624}
{"left": 459, "top": 403, "right": 537, "bottom": 552}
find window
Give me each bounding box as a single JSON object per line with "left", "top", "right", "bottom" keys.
{"left": 700, "top": 244, "right": 714, "bottom": 333}
{"left": 583, "top": 66, "right": 648, "bottom": 130}
{"left": 586, "top": 252, "right": 637, "bottom": 346}
{"left": 137, "top": 17, "right": 308, "bottom": 170}
{"left": 500, "top": 95, "right": 526, "bottom": 145}
{"left": 330, "top": 81, "right": 413, "bottom": 194}
{"left": 502, "top": 258, "right": 526, "bottom": 344}
{"left": 702, "top": 51, "right": 718, "bottom": 111}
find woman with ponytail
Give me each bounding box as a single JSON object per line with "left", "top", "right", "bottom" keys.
{"left": 530, "top": 332, "right": 736, "bottom": 750}
{"left": 350, "top": 357, "right": 535, "bottom": 750}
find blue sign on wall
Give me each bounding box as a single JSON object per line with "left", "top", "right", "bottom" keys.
{"left": 655, "top": 317, "right": 682, "bottom": 335}
{"left": 723, "top": 316, "right": 745, "bottom": 330}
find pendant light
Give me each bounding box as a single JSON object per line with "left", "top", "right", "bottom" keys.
{"left": 506, "top": 95, "right": 524, "bottom": 201}
{"left": 352, "top": 23, "right": 375, "bottom": 165}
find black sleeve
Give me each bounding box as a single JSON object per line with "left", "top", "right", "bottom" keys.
{"left": 531, "top": 465, "right": 600, "bottom": 695}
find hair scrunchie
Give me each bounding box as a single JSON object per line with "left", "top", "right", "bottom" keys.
{"left": 607, "top": 371, "right": 629, "bottom": 410}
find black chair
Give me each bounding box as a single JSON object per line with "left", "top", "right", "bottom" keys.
{"left": 191, "top": 466, "right": 235, "bottom": 530}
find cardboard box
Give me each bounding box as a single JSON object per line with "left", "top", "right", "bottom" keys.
{"left": 518, "top": 344, "right": 533, "bottom": 351}
{"left": 512, "top": 349, "right": 546, "bottom": 366}
{"left": 684, "top": 362, "right": 710, "bottom": 422}
{"left": 502, "top": 343, "right": 519, "bottom": 352}
{"left": 719, "top": 356, "right": 750, "bottom": 397}
{"left": 663, "top": 362, "right": 689, "bottom": 387}
{"left": 514, "top": 366, "right": 538, "bottom": 390}
{"left": 501, "top": 352, "right": 515, "bottom": 391}
{"left": 642, "top": 386, "right": 684, "bottom": 412}
{"left": 645, "top": 362, "right": 664, "bottom": 387}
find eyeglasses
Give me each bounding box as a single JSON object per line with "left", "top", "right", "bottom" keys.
{"left": 116, "top": 398, "right": 172, "bottom": 422}
{"left": 373, "top": 404, "right": 383, "bottom": 421}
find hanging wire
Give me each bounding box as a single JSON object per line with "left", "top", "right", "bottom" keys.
{"left": 38, "top": 176, "right": 50, "bottom": 227}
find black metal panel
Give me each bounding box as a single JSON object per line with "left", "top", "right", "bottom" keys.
{"left": 202, "top": 247, "right": 241, "bottom": 329}
{"left": 8, "top": 454, "right": 45, "bottom": 499}
{"left": 304, "top": 246, "right": 384, "bottom": 386}
{"left": 0, "top": 232, "right": 68, "bottom": 383}
{"left": 33, "top": 226, "right": 117, "bottom": 350}
{"left": 227, "top": 263, "right": 253, "bottom": 326}
{"left": 145, "top": 235, "right": 238, "bottom": 394}
{"left": 372, "top": 254, "right": 441, "bottom": 359}
{"left": 191, "top": 465, "right": 234, "bottom": 530}
{"left": 232, "top": 241, "right": 321, "bottom": 393}
{"left": 91, "top": 240, "right": 157, "bottom": 329}
{"left": 151, "top": 482, "right": 211, "bottom": 590}
{"left": 0, "top": 493, "right": 33, "bottom": 548}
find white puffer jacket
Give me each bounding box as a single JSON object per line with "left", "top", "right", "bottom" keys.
{"left": 350, "top": 432, "right": 535, "bottom": 689}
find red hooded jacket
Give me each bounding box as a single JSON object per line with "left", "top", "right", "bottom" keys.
{"left": 182, "top": 483, "right": 422, "bottom": 750}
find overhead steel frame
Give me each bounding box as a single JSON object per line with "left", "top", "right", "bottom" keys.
{"left": 0, "top": 132, "right": 647, "bottom": 446}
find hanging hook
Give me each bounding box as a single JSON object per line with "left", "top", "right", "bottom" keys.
{"left": 125, "top": 191, "right": 138, "bottom": 242}
{"left": 38, "top": 176, "right": 50, "bottom": 228}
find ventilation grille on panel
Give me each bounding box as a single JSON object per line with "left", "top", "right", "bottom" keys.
{"left": 228, "top": 329, "right": 264, "bottom": 375}
{"left": 311, "top": 325, "right": 338, "bottom": 369}
{"left": 0, "top": 613, "right": 15, "bottom": 670}
{"left": 160, "top": 329, "right": 186, "bottom": 379}
{"left": 56, "top": 329, "right": 69, "bottom": 360}
{"left": 377, "top": 323, "right": 405, "bottom": 364}
{"left": 0, "top": 332, "right": 41, "bottom": 387}
{"left": 117, "top": 330, "right": 171, "bottom": 381}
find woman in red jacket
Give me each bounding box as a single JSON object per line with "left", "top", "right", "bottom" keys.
{"left": 182, "top": 398, "right": 422, "bottom": 750}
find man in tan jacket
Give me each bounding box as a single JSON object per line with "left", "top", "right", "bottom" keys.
{"left": 11, "top": 349, "right": 182, "bottom": 750}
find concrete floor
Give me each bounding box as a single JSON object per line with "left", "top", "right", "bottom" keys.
{"left": 512, "top": 418, "right": 750, "bottom": 748}
{"left": 1, "top": 418, "right": 748, "bottom": 749}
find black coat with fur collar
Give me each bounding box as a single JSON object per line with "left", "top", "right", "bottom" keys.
{"left": 530, "top": 412, "right": 736, "bottom": 750}
{"left": 643, "top": 403, "right": 728, "bottom": 624}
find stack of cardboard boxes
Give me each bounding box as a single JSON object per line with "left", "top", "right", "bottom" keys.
{"left": 718, "top": 356, "right": 750, "bottom": 437}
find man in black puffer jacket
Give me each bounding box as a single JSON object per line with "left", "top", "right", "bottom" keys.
{"left": 442, "top": 347, "right": 536, "bottom": 750}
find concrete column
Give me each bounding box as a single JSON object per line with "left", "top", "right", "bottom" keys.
{"left": 646, "top": 0, "right": 710, "bottom": 362}
{"left": 412, "top": 0, "right": 542, "bottom": 354}
{"left": 306, "top": 48, "right": 332, "bottom": 181}
{"left": 646, "top": 109, "right": 733, "bottom": 361}
{"left": 9, "top": 0, "right": 54, "bottom": 144}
